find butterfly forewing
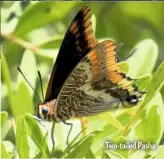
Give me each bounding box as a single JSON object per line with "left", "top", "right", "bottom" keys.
{"left": 45, "top": 6, "right": 98, "bottom": 102}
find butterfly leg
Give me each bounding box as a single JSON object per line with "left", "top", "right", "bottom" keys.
{"left": 68, "top": 127, "right": 87, "bottom": 147}
{"left": 51, "top": 123, "right": 55, "bottom": 155}
{"left": 63, "top": 121, "right": 73, "bottom": 146}
{"left": 80, "top": 117, "right": 88, "bottom": 136}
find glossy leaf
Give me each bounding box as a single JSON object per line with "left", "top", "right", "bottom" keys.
{"left": 1, "top": 53, "right": 12, "bottom": 98}
{"left": 0, "top": 142, "right": 10, "bottom": 159}
{"left": 85, "top": 148, "right": 96, "bottom": 158}
{"left": 64, "top": 134, "right": 95, "bottom": 158}
{"left": 1, "top": 111, "right": 11, "bottom": 140}
{"left": 24, "top": 113, "right": 50, "bottom": 157}
{"left": 127, "top": 39, "right": 158, "bottom": 78}
{"left": 136, "top": 75, "right": 151, "bottom": 91}
{"left": 105, "top": 150, "right": 125, "bottom": 159}
{"left": 14, "top": 2, "right": 77, "bottom": 36}
{"left": 10, "top": 82, "right": 34, "bottom": 118}
{"left": 1, "top": 111, "right": 8, "bottom": 126}
{"left": 38, "top": 35, "right": 63, "bottom": 49}
{"left": 119, "top": 61, "right": 129, "bottom": 73}
{"left": 16, "top": 116, "right": 30, "bottom": 158}
{"left": 135, "top": 105, "right": 162, "bottom": 143}
{"left": 142, "top": 62, "right": 164, "bottom": 107}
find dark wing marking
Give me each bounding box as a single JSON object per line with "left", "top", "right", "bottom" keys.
{"left": 45, "top": 6, "right": 98, "bottom": 102}
{"left": 55, "top": 40, "right": 143, "bottom": 121}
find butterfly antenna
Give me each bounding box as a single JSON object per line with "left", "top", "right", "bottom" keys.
{"left": 38, "top": 70, "right": 45, "bottom": 101}
{"left": 17, "top": 67, "right": 42, "bottom": 103}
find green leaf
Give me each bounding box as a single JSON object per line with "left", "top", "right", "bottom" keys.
{"left": 105, "top": 150, "right": 124, "bottom": 159}
{"left": 91, "top": 124, "right": 120, "bottom": 157}
{"left": 120, "top": 3, "right": 163, "bottom": 30}
{"left": 64, "top": 134, "right": 95, "bottom": 158}
{"left": 85, "top": 148, "right": 95, "bottom": 158}
{"left": 14, "top": 2, "right": 77, "bottom": 36}
{"left": 102, "top": 150, "right": 111, "bottom": 159}
{"left": 2, "top": 52, "right": 35, "bottom": 119}
{"left": 127, "top": 39, "right": 158, "bottom": 78}
{"left": 104, "top": 136, "right": 128, "bottom": 159}
{"left": 2, "top": 40, "right": 25, "bottom": 68}
{"left": 1, "top": 120, "right": 11, "bottom": 141}
{"left": 16, "top": 116, "right": 30, "bottom": 158}
{"left": 62, "top": 130, "right": 101, "bottom": 157}
{"left": 0, "top": 59, "right": 2, "bottom": 108}
{"left": 1, "top": 111, "right": 8, "bottom": 126}
{"left": 119, "top": 62, "right": 129, "bottom": 73}
{"left": 1, "top": 112, "right": 11, "bottom": 140}
{"left": 1, "top": 53, "right": 12, "bottom": 99}
{"left": 0, "top": 142, "right": 10, "bottom": 159}
{"left": 135, "top": 105, "right": 162, "bottom": 143}
{"left": 99, "top": 112, "right": 124, "bottom": 131}
{"left": 17, "top": 50, "right": 37, "bottom": 97}
{"left": 161, "top": 86, "right": 164, "bottom": 101}
{"left": 150, "top": 145, "right": 164, "bottom": 159}
{"left": 38, "top": 35, "right": 63, "bottom": 49}
{"left": 145, "top": 145, "right": 164, "bottom": 159}
{"left": 141, "top": 62, "right": 164, "bottom": 107}
{"left": 114, "top": 137, "right": 128, "bottom": 159}
{"left": 116, "top": 112, "right": 131, "bottom": 127}
{"left": 128, "top": 150, "right": 146, "bottom": 159}
{"left": 136, "top": 75, "right": 151, "bottom": 91}
{"left": 24, "top": 113, "right": 50, "bottom": 157}
{"left": 2, "top": 141, "right": 15, "bottom": 159}
{"left": 10, "top": 82, "right": 34, "bottom": 118}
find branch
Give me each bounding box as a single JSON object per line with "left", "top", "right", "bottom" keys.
{"left": 1, "top": 30, "right": 38, "bottom": 52}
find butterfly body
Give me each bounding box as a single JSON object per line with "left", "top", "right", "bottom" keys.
{"left": 37, "top": 6, "right": 144, "bottom": 123}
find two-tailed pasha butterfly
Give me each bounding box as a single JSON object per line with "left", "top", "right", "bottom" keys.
{"left": 37, "top": 6, "right": 144, "bottom": 123}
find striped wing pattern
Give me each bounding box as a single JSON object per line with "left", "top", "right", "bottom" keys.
{"left": 55, "top": 40, "right": 139, "bottom": 121}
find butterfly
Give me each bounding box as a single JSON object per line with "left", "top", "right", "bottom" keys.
{"left": 37, "top": 6, "right": 144, "bottom": 123}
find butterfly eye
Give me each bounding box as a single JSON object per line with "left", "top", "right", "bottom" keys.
{"left": 42, "top": 107, "right": 49, "bottom": 116}
{"left": 126, "top": 95, "right": 138, "bottom": 105}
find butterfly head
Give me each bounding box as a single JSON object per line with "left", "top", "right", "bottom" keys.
{"left": 37, "top": 99, "right": 56, "bottom": 122}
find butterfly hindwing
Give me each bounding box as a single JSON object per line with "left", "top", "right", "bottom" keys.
{"left": 45, "top": 6, "right": 98, "bottom": 102}
{"left": 55, "top": 40, "right": 140, "bottom": 120}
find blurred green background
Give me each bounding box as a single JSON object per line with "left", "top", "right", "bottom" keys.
{"left": 1, "top": 1, "right": 164, "bottom": 159}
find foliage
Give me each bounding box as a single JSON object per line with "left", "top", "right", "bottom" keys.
{"left": 1, "top": 2, "right": 164, "bottom": 159}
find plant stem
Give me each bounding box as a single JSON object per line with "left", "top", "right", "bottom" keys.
{"left": 1, "top": 30, "right": 38, "bottom": 52}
